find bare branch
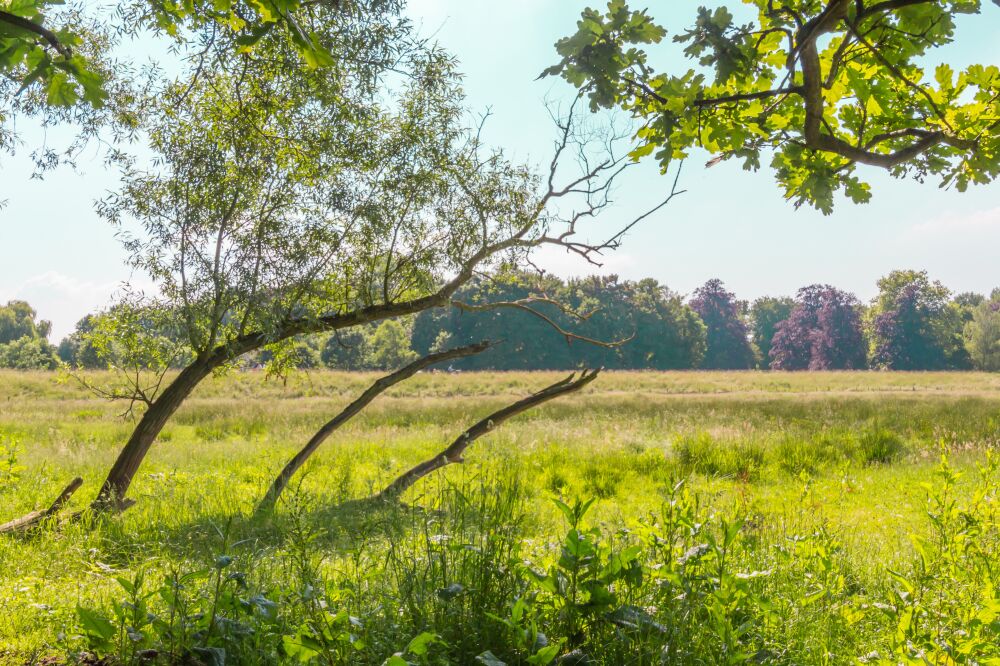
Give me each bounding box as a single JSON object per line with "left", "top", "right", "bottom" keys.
{"left": 255, "top": 340, "right": 494, "bottom": 514}
{"left": 453, "top": 298, "right": 632, "bottom": 348}
{"left": 378, "top": 369, "right": 601, "bottom": 499}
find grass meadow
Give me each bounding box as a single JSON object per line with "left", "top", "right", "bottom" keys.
{"left": 1, "top": 370, "right": 999, "bottom": 664}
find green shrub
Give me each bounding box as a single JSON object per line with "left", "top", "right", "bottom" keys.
{"left": 674, "top": 432, "right": 766, "bottom": 480}
{"left": 855, "top": 427, "right": 905, "bottom": 465}
{"left": 775, "top": 433, "right": 845, "bottom": 475}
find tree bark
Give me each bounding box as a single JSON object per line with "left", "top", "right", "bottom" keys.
{"left": 91, "top": 359, "right": 220, "bottom": 510}
{"left": 378, "top": 369, "right": 600, "bottom": 500}
{"left": 255, "top": 341, "right": 492, "bottom": 515}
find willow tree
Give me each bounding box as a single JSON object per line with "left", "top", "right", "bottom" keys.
{"left": 0, "top": 0, "right": 395, "bottom": 167}
{"left": 545, "top": 0, "right": 1000, "bottom": 213}
{"left": 0, "top": 3, "right": 657, "bottom": 526}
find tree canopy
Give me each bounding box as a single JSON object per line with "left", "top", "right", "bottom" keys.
{"left": 544, "top": 0, "right": 1000, "bottom": 213}
{"left": 411, "top": 273, "right": 707, "bottom": 370}
{"left": 965, "top": 290, "right": 1000, "bottom": 371}
{"left": 869, "top": 269, "right": 970, "bottom": 369}
{"left": 0, "top": 0, "right": 401, "bottom": 165}
{"left": 0, "top": 300, "right": 57, "bottom": 369}
{"left": 690, "top": 279, "right": 755, "bottom": 369}
{"left": 749, "top": 296, "right": 795, "bottom": 368}
{"left": 770, "top": 284, "right": 866, "bottom": 370}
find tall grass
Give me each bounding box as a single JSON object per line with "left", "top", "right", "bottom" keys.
{"left": 0, "top": 370, "right": 999, "bottom": 663}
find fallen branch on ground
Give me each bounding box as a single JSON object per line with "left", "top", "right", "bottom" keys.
{"left": 0, "top": 477, "right": 83, "bottom": 534}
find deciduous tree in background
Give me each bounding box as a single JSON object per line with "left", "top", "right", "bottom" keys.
{"left": 0, "top": 300, "right": 50, "bottom": 343}
{"left": 0, "top": 301, "right": 58, "bottom": 369}
{"left": 412, "top": 273, "right": 706, "bottom": 370}
{"left": 690, "top": 279, "right": 755, "bottom": 370}
{"left": 545, "top": 1, "right": 1000, "bottom": 213}
{"left": 366, "top": 321, "right": 418, "bottom": 371}
{"left": 965, "top": 291, "right": 1000, "bottom": 371}
{"left": 770, "top": 285, "right": 865, "bottom": 370}
{"left": 750, "top": 296, "right": 795, "bottom": 368}
{"left": 869, "top": 270, "right": 970, "bottom": 370}
{"left": 320, "top": 329, "right": 370, "bottom": 371}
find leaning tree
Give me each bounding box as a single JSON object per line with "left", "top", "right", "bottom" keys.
{"left": 544, "top": 0, "right": 1000, "bottom": 213}
{"left": 1, "top": 1, "right": 667, "bottom": 530}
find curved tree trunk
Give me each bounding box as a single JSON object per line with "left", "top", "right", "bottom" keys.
{"left": 91, "top": 359, "right": 219, "bottom": 510}
{"left": 87, "top": 279, "right": 491, "bottom": 513}
{"left": 378, "top": 369, "right": 600, "bottom": 500}
{"left": 255, "top": 341, "right": 491, "bottom": 515}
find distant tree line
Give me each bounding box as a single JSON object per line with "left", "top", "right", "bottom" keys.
{"left": 0, "top": 301, "right": 59, "bottom": 369}
{"left": 4, "top": 269, "right": 999, "bottom": 373}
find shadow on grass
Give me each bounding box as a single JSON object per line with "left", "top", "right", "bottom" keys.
{"left": 15, "top": 485, "right": 488, "bottom": 575}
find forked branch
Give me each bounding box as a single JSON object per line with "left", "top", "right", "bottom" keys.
{"left": 377, "top": 369, "right": 601, "bottom": 499}
{"left": 255, "top": 340, "right": 494, "bottom": 515}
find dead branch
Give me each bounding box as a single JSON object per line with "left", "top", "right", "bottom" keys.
{"left": 377, "top": 369, "right": 601, "bottom": 500}
{"left": 255, "top": 340, "right": 494, "bottom": 515}
{"left": 452, "top": 299, "right": 632, "bottom": 348}
{"left": 0, "top": 477, "right": 83, "bottom": 535}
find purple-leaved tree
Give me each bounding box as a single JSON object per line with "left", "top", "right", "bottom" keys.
{"left": 770, "top": 285, "right": 866, "bottom": 370}
{"left": 870, "top": 271, "right": 971, "bottom": 370}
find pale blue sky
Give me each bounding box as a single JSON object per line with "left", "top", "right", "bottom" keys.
{"left": 2, "top": 2, "right": 999, "bottom": 340}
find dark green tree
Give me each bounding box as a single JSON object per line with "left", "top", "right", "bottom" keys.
{"left": 0, "top": 336, "right": 58, "bottom": 369}
{"left": 0, "top": 300, "right": 58, "bottom": 369}
{"left": 965, "top": 290, "right": 1000, "bottom": 371}
{"left": 0, "top": 300, "right": 50, "bottom": 343}
{"left": 869, "top": 270, "right": 970, "bottom": 370}
{"left": 366, "top": 320, "right": 418, "bottom": 371}
{"left": 690, "top": 279, "right": 755, "bottom": 369}
{"left": 412, "top": 273, "right": 575, "bottom": 370}
{"left": 412, "top": 273, "right": 706, "bottom": 370}
{"left": 749, "top": 296, "right": 795, "bottom": 368}
{"left": 57, "top": 315, "right": 102, "bottom": 368}
{"left": 321, "top": 329, "right": 370, "bottom": 371}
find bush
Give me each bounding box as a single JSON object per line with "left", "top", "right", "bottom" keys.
{"left": 0, "top": 336, "right": 59, "bottom": 369}
{"left": 774, "top": 433, "right": 846, "bottom": 475}
{"left": 855, "top": 427, "right": 905, "bottom": 465}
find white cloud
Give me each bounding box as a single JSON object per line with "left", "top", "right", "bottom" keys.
{"left": 0, "top": 272, "right": 122, "bottom": 341}
{"left": 908, "top": 206, "right": 1000, "bottom": 237}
